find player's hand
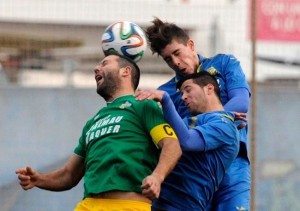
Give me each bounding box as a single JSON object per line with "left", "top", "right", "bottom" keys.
{"left": 233, "top": 112, "right": 247, "bottom": 122}
{"left": 141, "top": 173, "right": 164, "bottom": 200}
{"left": 16, "top": 166, "right": 39, "bottom": 190}
{"left": 233, "top": 112, "right": 248, "bottom": 130}
{"left": 135, "top": 89, "right": 165, "bottom": 102}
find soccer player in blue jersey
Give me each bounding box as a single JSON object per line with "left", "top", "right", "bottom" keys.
{"left": 145, "top": 17, "right": 251, "bottom": 210}
{"left": 136, "top": 72, "right": 240, "bottom": 210}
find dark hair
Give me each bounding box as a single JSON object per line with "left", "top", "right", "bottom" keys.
{"left": 146, "top": 17, "right": 190, "bottom": 55}
{"left": 106, "top": 51, "right": 140, "bottom": 90}
{"left": 176, "top": 72, "right": 221, "bottom": 99}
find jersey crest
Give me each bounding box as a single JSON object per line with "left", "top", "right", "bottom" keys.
{"left": 119, "top": 101, "right": 132, "bottom": 109}
{"left": 207, "top": 67, "right": 218, "bottom": 76}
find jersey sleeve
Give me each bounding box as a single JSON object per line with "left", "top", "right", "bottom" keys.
{"left": 161, "top": 93, "right": 205, "bottom": 151}
{"left": 222, "top": 54, "right": 250, "bottom": 93}
{"left": 193, "top": 114, "right": 239, "bottom": 151}
{"left": 217, "top": 54, "right": 251, "bottom": 112}
{"left": 73, "top": 120, "right": 91, "bottom": 158}
{"left": 141, "top": 100, "right": 177, "bottom": 146}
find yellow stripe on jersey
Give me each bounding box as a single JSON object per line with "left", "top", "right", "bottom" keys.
{"left": 222, "top": 114, "right": 234, "bottom": 122}
{"left": 150, "top": 124, "right": 177, "bottom": 145}
{"left": 189, "top": 116, "right": 197, "bottom": 128}
{"left": 196, "top": 63, "right": 203, "bottom": 73}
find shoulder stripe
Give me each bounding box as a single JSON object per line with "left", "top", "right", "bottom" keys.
{"left": 221, "top": 114, "right": 234, "bottom": 122}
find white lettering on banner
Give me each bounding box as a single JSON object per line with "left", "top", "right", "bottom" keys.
{"left": 262, "top": 1, "right": 300, "bottom": 16}
{"left": 257, "top": 0, "right": 300, "bottom": 41}
{"left": 270, "top": 17, "right": 300, "bottom": 33}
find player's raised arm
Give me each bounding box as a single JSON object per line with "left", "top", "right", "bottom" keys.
{"left": 16, "top": 154, "right": 84, "bottom": 191}
{"left": 136, "top": 90, "right": 206, "bottom": 151}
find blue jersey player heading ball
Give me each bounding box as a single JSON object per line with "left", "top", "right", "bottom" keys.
{"left": 145, "top": 17, "right": 251, "bottom": 211}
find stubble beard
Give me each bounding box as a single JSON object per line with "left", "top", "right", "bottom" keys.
{"left": 96, "top": 72, "right": 120, "bottom": 101}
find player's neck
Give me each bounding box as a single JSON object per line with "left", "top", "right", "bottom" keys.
{"left": 206, "top": 99, "right": 224, "bottom": 112}
{"left": 108, "top": 88, "right": 134, "bottom": 102}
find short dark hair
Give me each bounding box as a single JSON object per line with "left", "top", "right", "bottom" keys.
{"left": 146, "top": 17, "right": 190, "bottom": 55}
{"left": 176, "top": 72, "right": 221, "bottom": 99}
{"left": 107, "top": 51, "right": 140, "bottom": 90}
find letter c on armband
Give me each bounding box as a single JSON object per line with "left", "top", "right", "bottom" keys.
{"left": 163, "top": 125, "right": 174, "bottom": 136}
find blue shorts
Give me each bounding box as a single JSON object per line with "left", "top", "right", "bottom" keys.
{"left": 208, "top": 157, "right": 251, "bottom": 211}
{"left": 151, "top": 204, "right": 182, "bottom": 211}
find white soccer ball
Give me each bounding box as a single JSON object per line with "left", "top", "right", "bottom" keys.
{"left": 101, "top": 21, "right": 147, "bottom": 63}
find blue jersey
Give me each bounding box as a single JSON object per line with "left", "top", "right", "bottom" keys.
{"left": 152, "top": 111, "right": 239, "bottom": 210}
{"left": 158, "top": 53, "right": 251, "bottom": 143}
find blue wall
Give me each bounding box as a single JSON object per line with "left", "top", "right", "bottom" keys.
{"left": 0, "top": 87, "right": 104, "bottom": 211}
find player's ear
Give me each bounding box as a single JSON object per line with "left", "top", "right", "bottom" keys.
{"left": 206, "top": 83, "right": 214, "bottom": 95}
{"left": 187, "top": 39, "right": 195, "bottom": 51}
{"left": 120, "top": 66, "right": 132, "bottom": 77}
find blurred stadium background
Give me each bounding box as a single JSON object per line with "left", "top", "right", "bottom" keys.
{"left": 0, "top": 0, "right": 300, "bottom": 210}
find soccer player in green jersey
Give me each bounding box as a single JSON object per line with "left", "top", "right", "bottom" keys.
{"left": 16, "top": 53, "right": 182, "bottom": 211}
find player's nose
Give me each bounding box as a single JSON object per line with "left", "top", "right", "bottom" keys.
{"left": 171, "top": 56, "right": 180, "bottom": 67}
{"left": 94, "top": 65, "right": 101, "bottom": 74}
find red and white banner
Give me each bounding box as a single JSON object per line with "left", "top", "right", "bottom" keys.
{"left": 256, "top": 0, "right": 300, "bottom": 41}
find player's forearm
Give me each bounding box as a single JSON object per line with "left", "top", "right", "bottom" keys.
{"left": 154, "top": 139, "right": 182, "bottom": 181}
{"left": 161, "top": 93, "right": 205, "bottom": 151}
{"left": 37, "top": 155, "right": 84, "bottom": 191}
{"left": 36, "top": 166, "right": 78, "bottom": 191}
{"left": 224, "top": 88, "right": 250, "bottom": 113}
{"left": 161, "top": 93, "right": 189, "bottom": 138}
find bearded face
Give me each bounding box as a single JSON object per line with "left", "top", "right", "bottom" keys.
{"left": 96, "top": 69, "right": 121, "bottom": 101}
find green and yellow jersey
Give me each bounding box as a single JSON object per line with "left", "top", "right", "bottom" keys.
{"left": 74, "top": 95, "right": 176, "bottom": 198}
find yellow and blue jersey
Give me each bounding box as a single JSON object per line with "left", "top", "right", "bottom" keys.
{"left": 157, "top": 53, "right": 251, "bottom": 210}
{"left": 158, "top": 53, "right": 251, "bottom": 144}
{"left": 153, "top": 111, "right": 239, "bottom": 210}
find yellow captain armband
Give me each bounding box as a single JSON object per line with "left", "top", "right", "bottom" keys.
{"left": 150, "top": 123, "right": 177, "bottom": 146}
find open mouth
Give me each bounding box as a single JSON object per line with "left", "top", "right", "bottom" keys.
{"left": 95, "top": 75, "right": 103, "bottom": 85}
{"left": 184, "top": 101, "right": 190, "bottom": 108}
{"left": 179, "top": 68, "right": 188, "bottom": 75}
